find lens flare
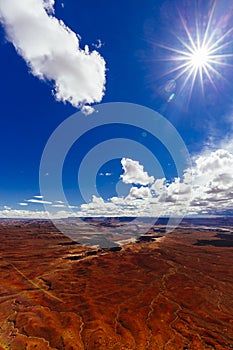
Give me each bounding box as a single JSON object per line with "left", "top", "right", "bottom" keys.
{"left": 157, "top": 1, "right": 233, "bottom": 101}
{"left": 190, "top": 47, "right": 210, "bottom": 68}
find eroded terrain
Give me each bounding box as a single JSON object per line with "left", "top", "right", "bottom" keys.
{"left": 0, "top": 219, "right": 232, "bottom": 349}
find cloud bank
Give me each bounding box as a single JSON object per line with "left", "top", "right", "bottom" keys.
{"left": 78, "top": 150, "right": 233, "bottom": 217}
{"left": 0, "top": 0, "right": 106, "bottom": 107}
{"left": 1, "top": 150, "right": 233, "bottom": 219}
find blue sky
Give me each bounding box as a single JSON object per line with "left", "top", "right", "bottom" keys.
{"left": 1, "top": 0, "right": 233, "bottom": 218}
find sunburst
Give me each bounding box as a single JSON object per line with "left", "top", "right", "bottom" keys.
{"left": 157, "top": 1, "right": 233, "bottom": 101}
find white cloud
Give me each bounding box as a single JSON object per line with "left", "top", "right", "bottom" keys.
{"left": 127, "top": 186, "right": 152, "bottom": 199}
{"left": 78, "top": 194, "right": 180, "bottom": 218}
{"left": 18, "top": 202, "right": 28, "bottom": 206}
{"left": 27, "top": 198, "right": 52, "bottom": 204}
{"left": 34, "top": 195, "right": 44, "bottom": 199}
{"left": 43, "top": 0, "right": 55, "bottom": 13}
{"left": 4, "top": 150, "right": 233, "bottom": 219}
{"left": 92, "top": 39, "right": 103, "bottom": 49}
{"left": 79, "top": 195, "right": 145, "bottom": 217}
{"left": 188, "top": 149, "right": 233, "bottom": 212}
{"left": 0, "top": 207, "right": 75, "bottom": 219}
{"left": 0, "top": 208, "right": 49, "bottom": 219}
{"left": 77, "top": 150, "right": 233, "bottom": 217}
{"left": 99, "top": 172, "right": 112, "bottom": 176}
{"left": 81, "top": 105, "right": 96, "bottom": 116}
{"left": 120, "top": 158, "right": 155, "bottom": 186}
{"left": 151, "top": 178, "right": 166, "bottom": 196}
{"left": 0, "top": 0, "right": 106, "bottom": 107}
{"left": 157, "top": 177, "right": 192, "bottom": 204}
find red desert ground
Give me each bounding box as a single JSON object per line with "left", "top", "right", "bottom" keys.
{"left": 0, "top": 217, "right": 232, "bottom": 349}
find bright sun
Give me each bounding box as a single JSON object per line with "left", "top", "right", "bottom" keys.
{"left": 157, "top": 2, "right": 233, "bottom": 100}
{"left": 190, "top": 47, "right": 210, "bottom": 69}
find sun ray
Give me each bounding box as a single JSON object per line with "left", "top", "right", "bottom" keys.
{"left": 177, "top": 9, "right": 197, "bottom": 52}
{"left": 189, "top": 67, "right": 199, "bottom": 102}
{"left": 161, "top": 61, "right": 193, "bottom": 79}
{"left": 156, "top": 42, "right": 191, "bottom": 57}
{"left": 208, "top": 27, "right": 233, "bottom": 52}
{"left": 175, "top": 33, "right": 196, "bottom": 55}
{"left": 175, "top": 63, "right": 194, "bottom": 80}
{"left": 155, "top": 1, "right": 233, "bottom": 100}
{"left": 202, "top": 1, "right": 217, "bottom": 47}
{"left": 203, "top": 64, "right": 218, "bottom": 91}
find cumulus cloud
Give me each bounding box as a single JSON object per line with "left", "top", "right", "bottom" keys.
{"left": 151, "top": 178, "right": 166, "bottom": 195}
{"left": 77, "top": 150, "right": 233, "bottom": 217}
{"left": 187, "top": 149, "right": 233, "bottom": 212}
{"left": 4, "top": 151, "right": 233, "bottom": 219}
{"left": 157, "top": 177, "right": 192, "bottom": 204}
{"left": 127, "top": 186, "right": 152, "bottom": 199}
{"left": 120, "top": 158, "right": 155, "bottom": 186}
{"left": 0, "top": 0, "right": 106, "bottom": 107}
{"left": 79, "top": 195, "right": 150, "bottom": 217}
{"left": 43, "top": 0, "right": 55, "bottom": 13}
{"left": 76, "top": 158, "right": 187, "bottom": 217}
